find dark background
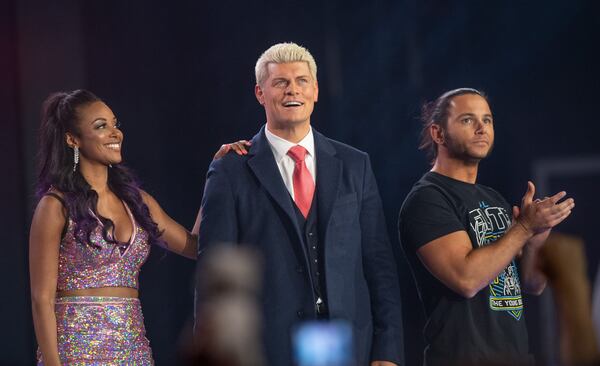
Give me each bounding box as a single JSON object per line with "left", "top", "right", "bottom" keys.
{"left": 2, "top": 0, "right": 599, "bottom": 365}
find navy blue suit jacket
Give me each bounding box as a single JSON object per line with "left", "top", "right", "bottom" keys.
{"left": 197, "top": 126, "right": 404, "bottom": 365}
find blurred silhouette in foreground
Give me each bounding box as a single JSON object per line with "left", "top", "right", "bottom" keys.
{"left": 181, "top": 245, "right": 265, "bottom": 366}
{"left": 540, "top": 232, "right": 600, "bottom": 366}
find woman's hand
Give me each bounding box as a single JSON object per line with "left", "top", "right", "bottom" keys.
{"left": 213, "top": 140, "right": 251, "bottom": 159}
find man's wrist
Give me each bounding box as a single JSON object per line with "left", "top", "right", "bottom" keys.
{"left": 516, "top": 218, "right": 532, "bottom": 234}
{"left": 512, "top": 219, "right": 534, "bottom": 241}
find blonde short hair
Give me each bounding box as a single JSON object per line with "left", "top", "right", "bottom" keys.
{"left": 255, "top": 42, "right": 317, "bottom": 85}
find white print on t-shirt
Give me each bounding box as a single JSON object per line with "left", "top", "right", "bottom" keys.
{"left": 503, "top": 266, "right": 521, "bottom": 295}
{"left": 469, "top": 201, "right": 524, "bottom": 321}
{"left": 469, "top": 203, "right": 511, "bottom": 248}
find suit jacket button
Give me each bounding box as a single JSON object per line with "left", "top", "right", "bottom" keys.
{"left": 297, "top": 310, "right": 304, "bottom": 318}
{"left": 296, "top": 266, "right": 303, "bottom": 273}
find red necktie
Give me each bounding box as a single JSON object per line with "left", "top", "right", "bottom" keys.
{"left": 287, "top": 145, "right": 315, "bottom": 218}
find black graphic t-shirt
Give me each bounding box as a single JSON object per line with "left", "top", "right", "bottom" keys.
{"left": 399, "top": 172, "right": 533, "bottom": 366}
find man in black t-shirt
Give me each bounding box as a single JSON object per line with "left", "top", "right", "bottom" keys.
{"left": 398, "top": 88, "right": 575, "bottom": 366}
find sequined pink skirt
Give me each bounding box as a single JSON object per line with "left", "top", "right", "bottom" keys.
{"left": 37, "top": 296, "right": 154, "bottom": 365}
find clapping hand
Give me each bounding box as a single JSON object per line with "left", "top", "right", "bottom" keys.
{"left": 516, "top": 181, "right": 575, "bottom": 236}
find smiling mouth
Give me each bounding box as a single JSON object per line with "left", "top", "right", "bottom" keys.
{"left": 283, "top": 101, "right": 303, "bottom": 107}
{"left": 105, "top": 143, "right": 121, "bottom": 151}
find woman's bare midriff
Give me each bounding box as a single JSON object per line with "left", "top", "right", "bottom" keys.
{"left": 57, "top": 287, "right": 138, "bottom": 298}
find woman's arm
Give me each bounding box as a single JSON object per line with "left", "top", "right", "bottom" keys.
{"left": 141, "top": 191, "right": 197, "bottom": 259}
{"left": 141, "top": 140, "right": 250, "bottom": 259}
{"left": 29, "top": 195, "right": 65, "bottom": 366}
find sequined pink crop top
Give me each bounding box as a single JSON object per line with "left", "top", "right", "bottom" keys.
{"left": 56, "top": 200, "right": 150, "bottom": 291}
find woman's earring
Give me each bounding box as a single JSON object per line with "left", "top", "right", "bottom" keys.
{"left": 73, "top": 146, "right": 79, "bottom": 172}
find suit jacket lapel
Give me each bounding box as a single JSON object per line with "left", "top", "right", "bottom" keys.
{"left": 247, "top": 126, "right": 303, "bottom": 241}
{"left": 314, "top": 130, "right": 341, "bottom": 236}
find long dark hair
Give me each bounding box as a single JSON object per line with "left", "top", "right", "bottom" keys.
{"left": 419, "top": 88, "right": 488, "bottom": 164}
{"left": 36, "top": 89, "right": 162, "bottom": 247}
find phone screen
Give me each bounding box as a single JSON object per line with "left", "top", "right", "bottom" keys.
{"left": 292, "top": 320, "right": 354, "bottom": 366}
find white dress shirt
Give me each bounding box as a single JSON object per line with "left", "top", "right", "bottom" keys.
{"left": 264, "top": 125, "right": 316, "bottom": 200}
